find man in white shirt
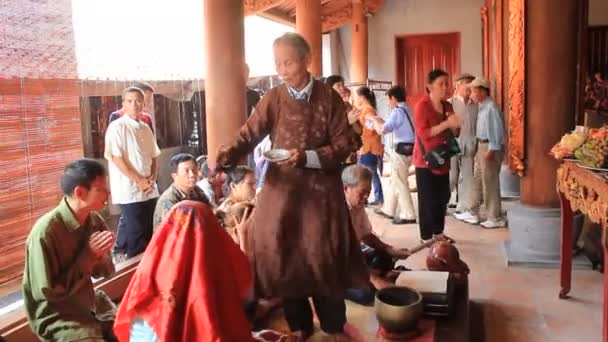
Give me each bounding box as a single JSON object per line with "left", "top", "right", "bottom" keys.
{"left": 455, "top": 78, "right": 506, "bottom": 228}
{"left": 105, "top": 87, "right": 161, "bottom": 258}
{"left": 448, "top": 74, "right": 478, "bottom": 214}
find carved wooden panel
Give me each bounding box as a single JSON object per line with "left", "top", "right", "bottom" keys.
{"left": 481, "top": 5, "right": 490, "bottom": 79}
{"left": 243, "top": 0, "right": 284, "bottom": 15}
{"left": 507, "top": 0, "right": 525, "bottom": 175}
{"left": 494, "top": 0, "right": 504, "bottom": 108}
{"left": 557, "top": 161, "right": 608, "bottom": 231}
{"left": 322, "top": 4, "right": 352, "bottom": 32}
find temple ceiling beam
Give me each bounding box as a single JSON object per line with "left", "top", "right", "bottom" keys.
{"left": 244, "top": 0, "right": 285, "bottom": 16}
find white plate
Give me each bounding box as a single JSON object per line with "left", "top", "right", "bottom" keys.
{"left": 263, "top": 149, "right": 292, "bottom": 163}
{"left": 580, "top": 164, "right": 608, "bottom": 172}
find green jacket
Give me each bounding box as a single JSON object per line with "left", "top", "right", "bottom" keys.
{"left": 22, "top": 198, "right": 115, "bottom": 341}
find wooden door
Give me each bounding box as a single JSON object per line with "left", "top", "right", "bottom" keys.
{"left": 395, "top": 33, "right": 461, "bottom": 107}
{"left": 588, "top": 26, "right": 608, "bottom": 79}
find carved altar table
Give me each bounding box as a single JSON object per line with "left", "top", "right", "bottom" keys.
{"left": 557, "top": 161, "right": 608, "bottom": 342}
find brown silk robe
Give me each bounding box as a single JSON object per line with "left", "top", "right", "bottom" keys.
{"left": 221, "top": 80, "right": 369, "bottom": 298}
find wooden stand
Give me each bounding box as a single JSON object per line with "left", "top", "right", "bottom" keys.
{"left": 556, "top": 161, "right": 608, "bottom": 342}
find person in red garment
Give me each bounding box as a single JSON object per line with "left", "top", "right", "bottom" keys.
{"left": 113, "top": 201, "right": 253, "bottom": 341}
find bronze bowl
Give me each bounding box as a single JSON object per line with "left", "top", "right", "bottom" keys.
{"left": 375, "top": 286, "right": 423, "bottom": 333}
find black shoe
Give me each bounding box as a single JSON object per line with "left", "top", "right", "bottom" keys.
{"left": 448, "top": 203, "right": 457, "bottom": 209}
{"left": 374, "top": 208, "right": 393, "bottom": 219}
{"left": 392, "top": 218, "right": 417, "bottom": 225}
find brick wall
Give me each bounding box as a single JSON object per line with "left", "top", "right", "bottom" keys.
{"left": 0, "top": 0, "right": 83, "bottom": 287}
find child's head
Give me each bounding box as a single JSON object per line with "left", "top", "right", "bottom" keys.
{"left": 225, "top": 166, "right": 256, "bottom": 202}
{"left": 342, "top": 165, "right": 372, "bottom": 209}
{"left": 122, "top": 87, "right": 145, "bottom": 117}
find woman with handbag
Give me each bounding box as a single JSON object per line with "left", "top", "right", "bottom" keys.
{"left": 413, "top": 69, "right": 463, "bottom": 243}
{"left": 355, "top": 86, "right": 384, "bottom": 206}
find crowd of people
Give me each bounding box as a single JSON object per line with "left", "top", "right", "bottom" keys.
{"left": 21, "top": 32, "right": 506, "bottom": 341}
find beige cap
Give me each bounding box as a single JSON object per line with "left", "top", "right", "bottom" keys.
{"left": 455, "top": 73, "right": 475, "bottom": 82}
{"left": 469, "top": 77, "right": 490, "bottom": 89}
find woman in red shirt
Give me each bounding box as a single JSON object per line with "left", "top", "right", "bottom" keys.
{"left": 413, "top": 69, "right": 463, "bottom": 242}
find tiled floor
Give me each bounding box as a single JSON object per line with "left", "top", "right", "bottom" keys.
{"left": 335, "top": 202, "right": 604, "bottom": 342}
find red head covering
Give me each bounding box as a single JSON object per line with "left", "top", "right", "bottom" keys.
{"left": 113, "top": 201, "right": 253, "bottom": 342}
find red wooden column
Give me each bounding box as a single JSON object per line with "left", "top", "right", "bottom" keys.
{"left": 350, "top": 0, "right": 368, "bottom": 83}
{"left": 521, "top": 0, "right": 578, "bottom": 207}
{"left": 203, "top": 0, "right": 247, "bottom": 169}
{"left": 504, "top": 0, "right": 583, "bottom": 274}
{"left": 296, "top": 0, "right": 323, "bottom": 77}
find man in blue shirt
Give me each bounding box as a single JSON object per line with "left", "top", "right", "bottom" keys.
{"left": 370, "top": 86, "right": 417, "bottom": 225}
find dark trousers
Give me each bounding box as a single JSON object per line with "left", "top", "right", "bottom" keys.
{"left": 117, "top": 198, "right": 157, "bottom": 258}
{"left": 415, "top": 168, "right": 450, "bottom": 240}
{"left": 112, "top": 215, "right": 127, "bottom": 255}
{"left": 359, "top": 153, "right": 384, "bottom": 203}
{"left": 346, "top": 245, "right": 394, "bottom": 306}
{"left": 283, "top": 297, "right": 346, "bottom": 335}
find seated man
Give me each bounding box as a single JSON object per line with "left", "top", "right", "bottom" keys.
{"left": 342, "top": 165, "right": 411, "bottom": 305}
{"left": 23, "top": 159, "right": 117, "bottom": 341}
{"left": 153, "top": 153, "right": 210, "bottom": 229}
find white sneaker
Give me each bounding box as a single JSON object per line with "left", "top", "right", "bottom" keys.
{"left": 480, "top": 219, "right": 506, "bottom": 229}
{"left": 453, "top": 211, "right": 479, "bottom": 224}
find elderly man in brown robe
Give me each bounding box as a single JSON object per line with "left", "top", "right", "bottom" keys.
{"left": 216, "top": 33, "right": 368, "bottom": 341}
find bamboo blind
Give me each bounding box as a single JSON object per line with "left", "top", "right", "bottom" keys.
{"left": 0, "top": 79, "right": 83, "bottom": 287}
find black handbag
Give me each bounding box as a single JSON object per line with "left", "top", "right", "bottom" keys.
{"left": 395, "top": 142, "right": 414, "bottom": 156}
{"left": 394, "top": 107, "right": 415, "bottom": 156}
{"left": 416, "top": 105, "right": 460, "bottom": 169}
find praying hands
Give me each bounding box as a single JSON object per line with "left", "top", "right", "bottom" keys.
{"left": 88, "top": 231, "right": 115, "bottom": 259}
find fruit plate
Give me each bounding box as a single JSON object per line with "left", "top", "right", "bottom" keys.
{"left": 263, "top": 149, "right": 292, "bottom": 163}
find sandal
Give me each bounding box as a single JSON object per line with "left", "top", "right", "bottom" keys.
{"left": 433, "top": 233, "right": 456, "bottom": 244}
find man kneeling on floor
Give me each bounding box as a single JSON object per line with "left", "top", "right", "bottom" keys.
{"left": 342, "top": 165, "right": 412, "bottom": 305}
{"left": 23, "top": 159, "right": 117, "bottom": 341}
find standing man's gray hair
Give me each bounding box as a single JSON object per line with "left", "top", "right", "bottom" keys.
{"left": 342, "top": 164, "right": 373, "bottom": 187}
{"left": 273, "top": 32, "right": 311, "bottom": 61}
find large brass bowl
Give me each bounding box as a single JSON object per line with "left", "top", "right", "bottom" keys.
{"left": 375, "top": 286, "right": 423, "bottom": 333}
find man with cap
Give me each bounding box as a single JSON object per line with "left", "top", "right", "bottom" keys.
{"left": 455, "top": 77, "right": 505, "bottom": 228}
{"left": 448, "top": 73, "right": 478, "bottom": 214}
